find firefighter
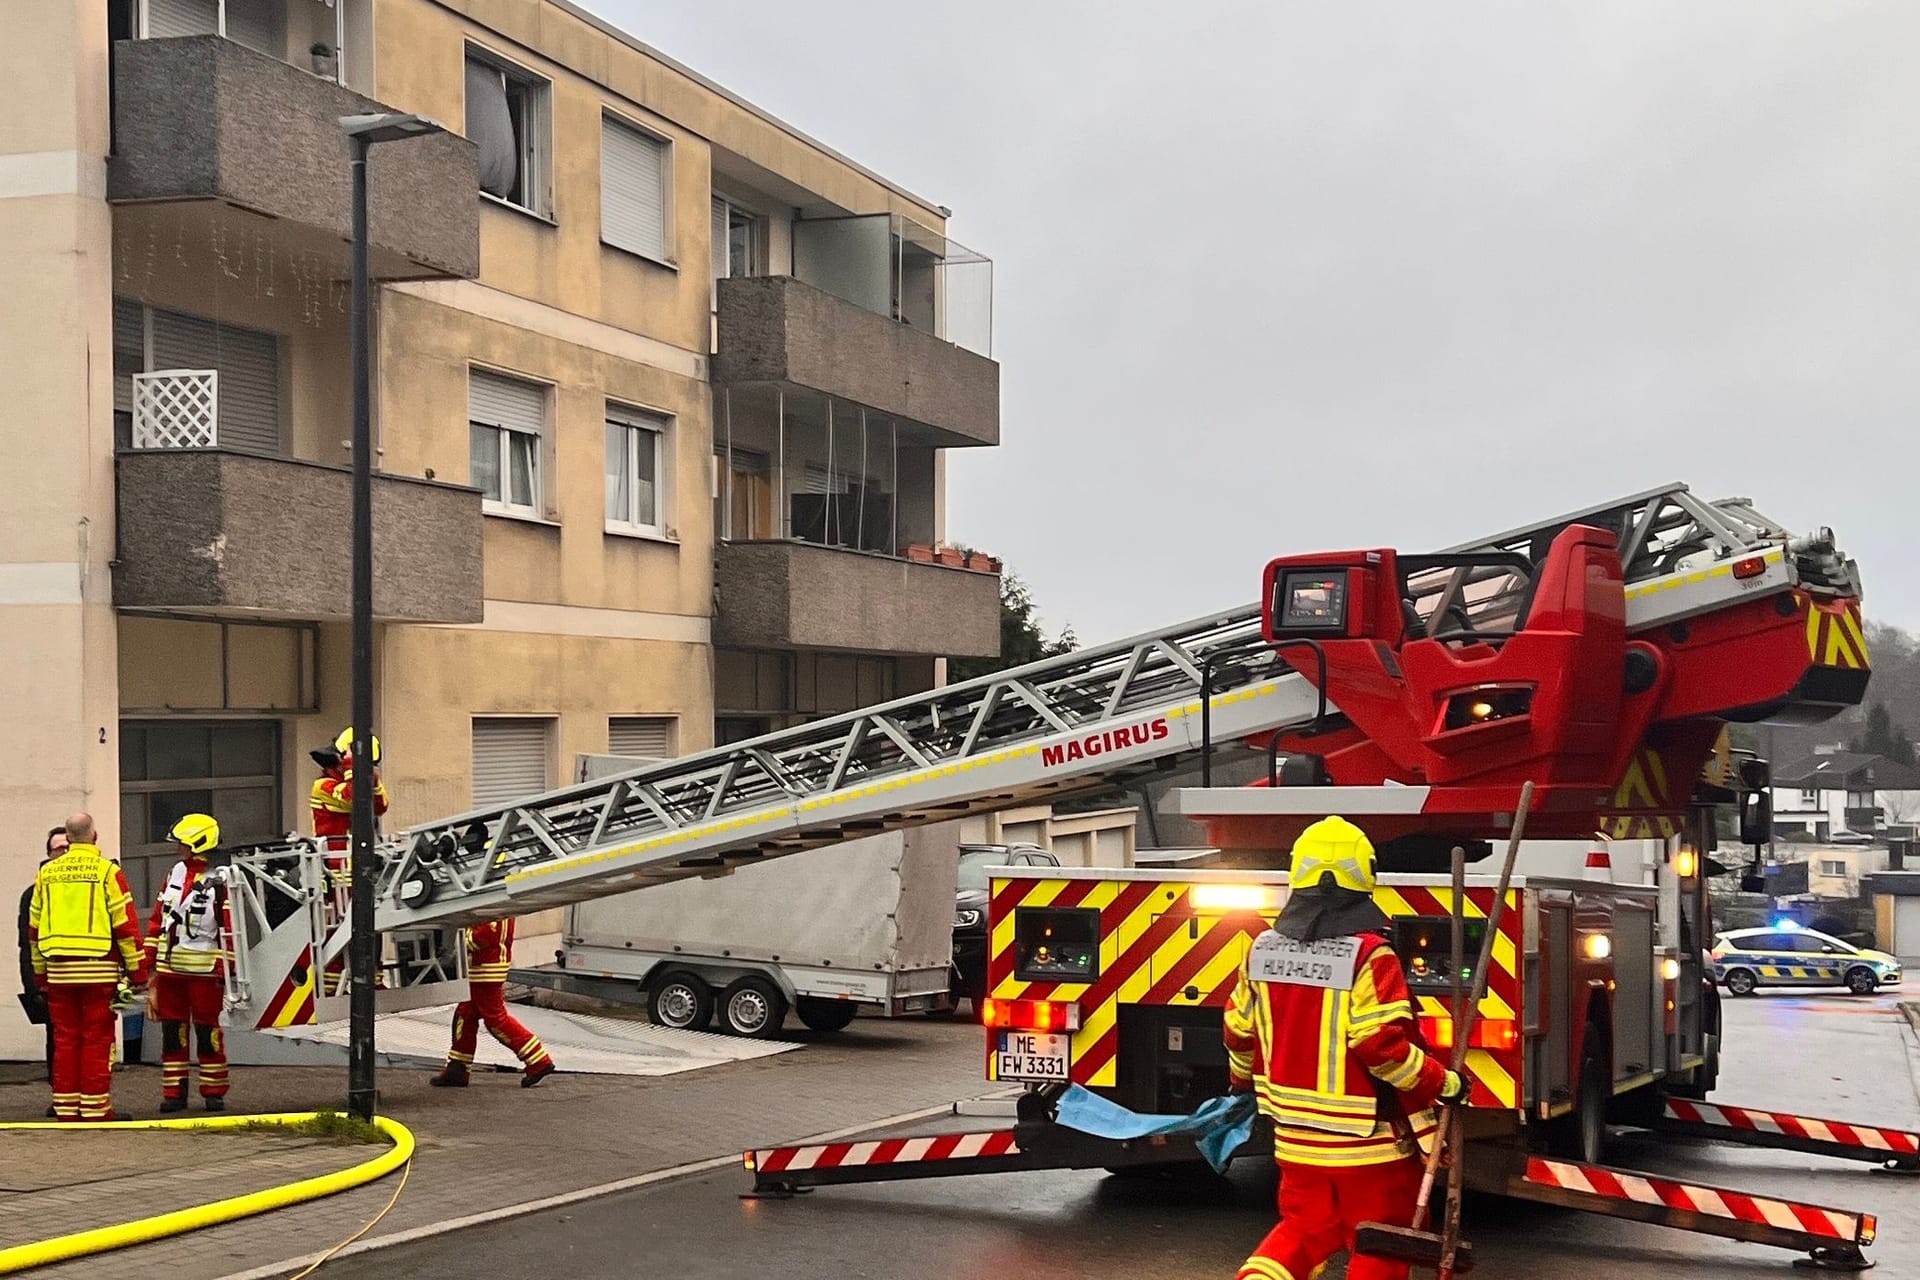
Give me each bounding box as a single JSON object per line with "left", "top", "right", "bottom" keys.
{"left": 309, "top": 727, "right": 388, "bottom": 849}
{"left": 29, "top": 813, "right": 149, "bottom": 1123}
{"left": 429, "top": 915, "right": 555, "bottom": 1089}
{"left": 310, "top": 729, "right": 387, "bottom": 996}
{"left": 144, "top": 813, "right": 232, "bottom": 1112}
{"left": 1224, "top": 815, "right": 1468, "bottom": 1280}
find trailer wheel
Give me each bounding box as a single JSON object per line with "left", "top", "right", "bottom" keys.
{"left": 1723, "top": 967, "right": 1758, "bottom": 997}
{"left": 795, "top": 997, "right": 858, "bottom": 1033}
{"left": 648, "top": 970, "right": 713, "bottom": 1031}
{"left": 1844, "top": 966, "right": 1878, "bottom": 996}
{"left": 721, "top": 975, "right": 789, "bottom": 1038}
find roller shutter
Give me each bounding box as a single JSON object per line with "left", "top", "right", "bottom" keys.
{"left": 149, "top": 307, "right": 281, "bottom": 454}
{"left": 471, "top": 718, "right": 553, "bottom": 808}
{"left": 608, "top": 717, "right": 675, "bottom": 761}
{"left": 602, "top": 116, "right": 668, "bottom": 260}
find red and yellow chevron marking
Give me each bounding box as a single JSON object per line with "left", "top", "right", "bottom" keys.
{"left": 1805, "top": 600, "right": 1869, "bottom": 671}
{"left": 986, "top": 876, "right": 1266, "bottom": 1089}
{"left": 987, "top": 876, "right": 1524, "bottom": 1109}
{"left": 254, "top": 944, "right": 318, "bottom": 1029}
{"left": 1600, "top": 747, "right": 1680, "bottom": 841}
{"left": 1373, "top": 884, "right": 1524, "bottom": 1110}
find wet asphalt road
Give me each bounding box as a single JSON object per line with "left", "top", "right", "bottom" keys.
{"left": 327, "top": 991, "right": 1919, "bottom": 1279}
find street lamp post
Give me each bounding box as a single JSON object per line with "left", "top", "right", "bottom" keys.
{"left": 339, "top": 111, "right": 444, "bottom": 1123}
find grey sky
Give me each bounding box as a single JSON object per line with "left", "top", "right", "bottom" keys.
{"left": 597, "top": 1, "right": 1919, "bottom": 646}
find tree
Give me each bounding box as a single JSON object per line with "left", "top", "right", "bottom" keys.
{"left": 949, "top": 565, "right": 1076, "bottom": 682}
{"left": 1849, "top": 702, "right": 1917, "bottom": 767}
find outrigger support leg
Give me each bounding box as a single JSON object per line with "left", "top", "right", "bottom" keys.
{"left": 1795, "top": 1244, "right": 1875, "bottom": 1272}
{"left": 1479, "top": 1155, "right": 1879, "bottom": 1270}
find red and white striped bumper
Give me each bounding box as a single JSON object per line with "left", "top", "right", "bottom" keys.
{"left": 1662, "top": 1099, "right": 1920, "bottom": 1166}
{"left": 749, "top": 1130, "right": 1019, "bottom": 1178}
{"left": 1523, "top": 1157, "right": 1873, "bottom": 1247}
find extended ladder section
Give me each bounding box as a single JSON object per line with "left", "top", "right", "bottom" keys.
{"left": 363, "top": 481, "right": 1858, "bottom": 933}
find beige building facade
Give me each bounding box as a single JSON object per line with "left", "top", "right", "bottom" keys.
{"left": 1, "top": 0, "right": 1001, "bottom": 1056}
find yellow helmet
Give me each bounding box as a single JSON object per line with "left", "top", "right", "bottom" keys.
{"left": 170, "top": 812, "right": 221, "bottom": 856}
{"left": 335, "top": 727, "right": 380, "bottom": 765}
{"left": 1289, "top": 816, "right": 1377, "bottom": 893}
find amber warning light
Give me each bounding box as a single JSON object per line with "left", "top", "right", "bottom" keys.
{"left": 980, "top": 998, "right": 1082, "bottom": 1034}
{"left": 1419, "top": 1015, "right": 1519, "bottom": 1053}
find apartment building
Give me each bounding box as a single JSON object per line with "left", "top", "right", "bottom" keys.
{"left": 2, "top": 0, "right": 1001, "bottom": 1051}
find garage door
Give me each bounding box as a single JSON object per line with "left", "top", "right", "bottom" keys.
{"left": 471, "top": 717, "right": 553, "bottom": 809}
{"left": 1896, "top": 897, "right": 1920, "bottom": 961}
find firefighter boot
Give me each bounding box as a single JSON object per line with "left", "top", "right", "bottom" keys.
{"left": 203, "top": 1097, "right": 225, "bottom": 1112}
{"left": 521, "top": 1059, "right": 555, "bottom": 1089}
{"left": 431, "top": 1062, "right": 470, "bottom": 1088}
{"left": 159, "top": 1097, "right": 188, "bottom": 1114}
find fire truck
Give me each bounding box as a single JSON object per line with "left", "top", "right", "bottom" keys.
{"left": 200, "top": 481, "right": 1907, "bottom": 1268}
{"left": 741, "top": 486, "right": 1910, "bottom": 1273}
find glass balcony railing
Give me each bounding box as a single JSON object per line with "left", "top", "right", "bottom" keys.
{"left": 790, "top": 213, "right": 993, "bottom": 358}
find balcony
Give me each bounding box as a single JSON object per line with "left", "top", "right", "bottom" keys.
{"left": 114, "top": 379, "right": 482, "bottom": 623}
{"left": 110, "top": 35, "right": 478, "bottom": 280}
{"left": 714, "top": 541, "right": 1000, "bottom": 659}
{"left": 714, "top": 273, "right": 999, "bottom": 449}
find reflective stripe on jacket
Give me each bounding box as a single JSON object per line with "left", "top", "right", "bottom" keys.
{"left": 144, "top": 858, "right": 230, "bottom": 977}
{"left": 1224, "top": 930, "right": 1448, "bottom": 1167}
{"left": 466, "top": 919, "right": 516, "bottom": 984}
{"left": 30, "top": 846, "right": 145, "bottom": 985}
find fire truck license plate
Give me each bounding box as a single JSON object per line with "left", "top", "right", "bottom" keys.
{"left": 996, "top": 1031, "right": 1070, "bottom": 1081}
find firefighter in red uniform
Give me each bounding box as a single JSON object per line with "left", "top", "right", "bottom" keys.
{"left": 29, "top": 812, "right": 149, "bottom": 1122}
{"left": 1224, "top": 815, "right": 1468, "bottom": 1280}
{"left": 310, "top": 729, "right": 387, "bottom": 995}
{"left": 430, "top": 916, "right": 556, "bottom": 1089}
{"left": 144, "top": 814, "right": 233, "bottom": 1112}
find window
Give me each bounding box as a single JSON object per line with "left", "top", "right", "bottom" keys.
{"left": 710, "top": 195, "right": 764, "bottom": 297}
{"left": 714, "top": 447, "right": 774, "bottom": 541}
{"left": 145, "top": 0, "right": 283, "bottom": 56}
{"left": 469, "top": 370, "right": 545, "bottom": 517}
{"left": 471, "top": 718, "right": 554, "bottom": 808}
{"left": 466, "top": 49, "right": 549, "bottom": 216}
{"left": 120, "top": 720, "right": 280, "bottom": 907}
{"left": 608, "top": 717, "right": 677, "bottom": 761}
{"left": 605, "top": 405, "right": 668, "bottom": 534}
{"left": 1799, "top": 789, "right": 1819, "bottom": 804}
{"left": 601, "top": 115, "right": 669, "bottom": 261}
{"left": 793, "top": 463, "right": 894, "bottom": 554}
{"left": 1821, "top": 860, "right": 1848, "bottom": 877}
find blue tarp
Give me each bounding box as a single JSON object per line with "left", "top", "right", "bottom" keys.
{"left": 1052, "top": 1084, "right": 1259, "bottom": 1172}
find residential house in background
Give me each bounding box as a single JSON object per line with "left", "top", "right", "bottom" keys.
{"left": 2, "top": 0, "right": 1001, "bottom": 1056}
{"left": 1771, "top": 749, "right": 1920, "bottom": 841}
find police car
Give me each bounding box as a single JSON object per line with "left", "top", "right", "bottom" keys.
{"left": 1710, "top": 924, "right": 1902, "bottom": 996}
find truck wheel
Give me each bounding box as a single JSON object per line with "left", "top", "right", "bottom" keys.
{"left": 795, "top": 997, "right": 858, "bottom": 1033}
{"left": 1573, "top": 1046, "right": 1609, "bottom": 1166}
{"left": 1845, "top": 966, "right": 1878, "bottom": 996}
{"left": 1723, "top": 967, "right": 1758, "bottom": 997}
{"left": 721, "top": 975, "right": 788, "bottom": 1038}
{"left": 1548, "top": 1037, "right": 1610, "bottom": 1165}
{"left": 648, "top": 970, "right": 712, "bottom": 1031}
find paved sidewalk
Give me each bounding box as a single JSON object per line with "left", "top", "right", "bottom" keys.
{"left": 0, "top": 1013, "right": 990, "bottom": 1279}
{"left": 0, "top": 1129, "right": 372, "bottom": 1252}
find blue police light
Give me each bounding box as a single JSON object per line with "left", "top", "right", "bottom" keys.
{"left": 1773, "top": 918, "right": 1800, "bottom": 932}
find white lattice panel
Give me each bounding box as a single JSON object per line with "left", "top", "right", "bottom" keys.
{"left": 132, "top": 369, "right": 218, "bottom": 449}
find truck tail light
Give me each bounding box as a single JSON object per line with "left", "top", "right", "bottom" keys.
{"left": 1732, "top": 556, "right": 1768, "bottom": 580}
{"left": 980, "top": 998, "right": 1081, "bottom": 1034}
{"left": 1420, "top": 1015, "right": 1519, "bottom": 1053}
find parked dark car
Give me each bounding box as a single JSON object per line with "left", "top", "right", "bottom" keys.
{"left": 951, "top": 843, "right": 1059, "bottom": 1013}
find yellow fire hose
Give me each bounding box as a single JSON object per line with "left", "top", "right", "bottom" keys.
{"left": 0, "top": 1111, "right": 414, "bottom": 1275}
